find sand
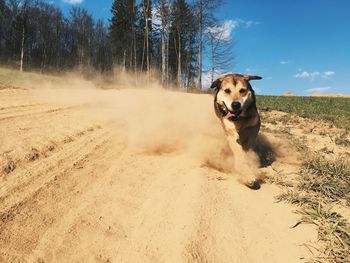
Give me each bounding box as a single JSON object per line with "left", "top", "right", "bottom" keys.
{"left": 0, "top": 77, "right": 317, "bottom": 262}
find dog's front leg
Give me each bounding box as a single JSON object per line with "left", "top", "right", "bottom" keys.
{"left": 223, "top": 121, "right": 259, "bottom": 188}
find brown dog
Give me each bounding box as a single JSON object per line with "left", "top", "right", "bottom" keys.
{"left": 211, "top": 73, "right": 262, "bottom": 189}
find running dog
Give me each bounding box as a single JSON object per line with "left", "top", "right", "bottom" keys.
{"left": 211, "top": 73, "right": 262, "bottom": 189}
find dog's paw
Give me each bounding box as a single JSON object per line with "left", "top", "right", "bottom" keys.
{"left": 244, "top": 179, "right": 261, "bottom": 190}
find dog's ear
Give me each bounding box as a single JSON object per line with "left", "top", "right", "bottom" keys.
{"left": 243, "top": 75, "right": 262, "bottom": 81}
{"left": 210, "top": 78, "right": 222, "bottom": 90}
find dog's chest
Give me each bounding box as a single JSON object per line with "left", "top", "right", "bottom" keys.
{"left": 222, "top": 119, "right": 240, "bottom": 139}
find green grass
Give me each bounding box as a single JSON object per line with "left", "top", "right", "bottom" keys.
{"left": 257, "top": 96, "right": 350, "bottom": 130}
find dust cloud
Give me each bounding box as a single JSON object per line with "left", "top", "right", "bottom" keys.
{"left": 31, "top": 70, "right": 279, "bottom": 182}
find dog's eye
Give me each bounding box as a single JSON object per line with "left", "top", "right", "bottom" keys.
{"left": 239, "top": 88, "right": 246, "bottom": 94}
{"left": 224, "top": 89, "right": 231, "bottom": 94}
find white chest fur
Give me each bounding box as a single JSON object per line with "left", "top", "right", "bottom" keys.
{"left": 222, "top": 119, "right": 239, "bottom": 139}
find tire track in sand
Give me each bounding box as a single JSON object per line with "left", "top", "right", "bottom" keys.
{"left": 0, "top": 127, "right": 126, "bottom": 262}
{"left": 0, "top": 126, "right": 114, "bottom": 221}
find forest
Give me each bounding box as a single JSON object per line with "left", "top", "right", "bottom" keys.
{"left": 0, "top": 0, "right": 233, "bottom": 89}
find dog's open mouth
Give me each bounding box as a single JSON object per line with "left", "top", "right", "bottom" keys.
{"left": 224, "top": 112, "right": 240, "bottom": 121}
{"left": 219, "top": 102, "right": 241, "bottom": 121}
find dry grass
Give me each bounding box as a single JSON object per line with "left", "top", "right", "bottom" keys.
{"left": 300, "top": 157, "right": 350, "bottom": 204}
{"left": 334, "top": 136, "right": 350, "bottom": 147}
{"left": 276, "top": 156, "right": 350, "bottom": 262}
{"left": 258, "top": 93, "right": 350, "bottom": 262}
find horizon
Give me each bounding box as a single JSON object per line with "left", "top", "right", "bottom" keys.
{"left": 45, "top": 0, "right": 350, "bottom": 96}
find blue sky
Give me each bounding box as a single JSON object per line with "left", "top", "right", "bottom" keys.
{"left": 50, "top": 0, "right": 350, "bottom": 95}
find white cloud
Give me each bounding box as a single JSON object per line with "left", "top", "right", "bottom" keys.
{"left": 236, "top": 19, "right": 260, "bottom": 28}
{"left": 245, "top": 68, "right": 255, "bottom": 73}
{"left": 201, "top": 70, "right": 226, "bottom": 89}
{"left": 294, "top": 71, "right": 320, "bottom": 79}
{"left": 220, "top": 20, "right": 236, "bottom": 40}
{"left": 245, "top": 21, "right": 254, "bottom": 28}
{"left": 206, "top": 18, "right": 259, "bottom": 40}
{"left": 295, "top": 71, "right": 310, "bottom": 78}
{"left": 254, "top": 87, "right": 262, "bottom": 94}
{"left": 280, "top": 60, "right": 290, "bottom": 65}
{"left": 322, "top": 71, "right": 335, "bottom": 78}
{"left": 305, "top": 87, "right": 332, "bottom": 93}
{"left": 207, "top": 20, "right": 236, "bottom": 41}
{"left": 63, "top": 0, "right": 83, "bottom": 4}
{"left": 294, "top": 70, "right": 335, "bottom": 80}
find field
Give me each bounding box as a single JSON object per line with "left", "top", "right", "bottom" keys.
{"left": 257, "top": 95, "right": 350, "bottom": 130}
{"left": 0, "top": 68, "right": 349, "bottom": 262}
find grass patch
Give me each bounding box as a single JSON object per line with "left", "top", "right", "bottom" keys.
{"left": 290, "top": 135, "right": 309, "bottom": 153}
{"left": 276, "top": 156, "right": 350, "bottom": 262}
{"left": 276, "top": 190, "right": 317, "bottom": 207}
{"left": 257, "top": 96, "right": 350, "bottom": 130}
{"left": 335, "top": 136, "right": 350, "bottom": 147}
{"left": 300, "top": 157, "right": 350, "bottom": 204}
{"left": 298, "top": 205, "right": 350, "bottom": 263}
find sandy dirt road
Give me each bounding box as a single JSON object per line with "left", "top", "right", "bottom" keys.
{"left": 0, "top": 84, "right": 316, "bottom": 262}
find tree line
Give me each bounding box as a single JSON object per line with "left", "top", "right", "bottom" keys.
{"left": 0, "top": 0, "right": 233, "bottom": 89}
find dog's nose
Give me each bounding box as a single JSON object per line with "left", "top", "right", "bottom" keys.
{"left": 231, "top": 102, "right": 241, "bottom": 111}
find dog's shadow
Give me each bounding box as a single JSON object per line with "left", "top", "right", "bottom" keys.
{"left": 254, "top": 134, "right": 277, "bottom": 168}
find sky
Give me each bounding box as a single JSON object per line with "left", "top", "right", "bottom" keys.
{"left": 49, "top": 0, "right": 350, "bottom": 96}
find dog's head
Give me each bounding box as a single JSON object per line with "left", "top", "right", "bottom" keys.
{"left": 211, "top": 74, "right": 262, "bottom": 121}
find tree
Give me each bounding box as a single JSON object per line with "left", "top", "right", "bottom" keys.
{"left": 70, "top": 7, "right": 94, "bottom": 66}
{"left": 0, "top": 0, "right": 6, "bottom": 58}
{"left": 109, "top": 0, "right": 136, "bottom": 70}
{"left": 0, "top": 0, "right": 227, "bottom": 86}
{"left": 141, "top": 0, "right": 152, "bottom": 75}
{"left": 206, "top": 21, "right": 234, "bottom": 83}
{"left": 169, "top": 0, "right": 196, "bottom": 89}
{"left": 36, "top": 2, "right": 59, "bottom": 71}
{"left": 169, "top": 0, "right": 197, "bottom": 88}
{"left": 155, "top": 0, "right": 170, "bottom": 87}
{"left": 93, "top": 19, "right": 113, "bottom": 72}
{"left": 17, "top": 0, "right": 31, "bottom": 72}
{"left": 194, "top": 0, "right": 222, "bottom": 89}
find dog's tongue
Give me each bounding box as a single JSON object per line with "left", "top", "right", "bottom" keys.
{"left": 224, "top": 112, "right": 236, "bottom": 120}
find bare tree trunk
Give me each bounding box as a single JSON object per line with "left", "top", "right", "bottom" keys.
{"left": 146, "top": 24, "right": 150, "bottom": 79}
{"left": 133, "top": 36, "right": 137, "bottom": 73}
{"left": 160, "top": 0, "right": 169, "bottom": 88}
{"left": 166, "top": 31, "right": 169, "bottom": 88}
{"left": 161, "top": 28, "right": 166, "bottom": 86}
{"left": 177, "top": 33, "right": 181, "bottom": 89}
{"left": 129, "top": 46, "right": 132, "bottom": 68}
{"left": 211, "top": 38, "right": 214, "bottom": 83}
{"left": 132, "top": 0, "right": 137, "bottom": 74}
{"left": 40, "top": 46, "right": 46, "bottom": 73}
{"left": 133, "top": 30, "right": 137, "bottom": 85}
{"left": 160, "top": 0, "right": 168, "bottom": 87}
{"left": 197, "top": 0, "right": 203, "bottom": 89}
{"left": 144, "top": 0, "right": 150, "bottom": 81}
{"left": 123, "top": 49, "right": 126, "bottom": 72}
{"left": 20, "top": 24, "right": 25, "bottom": 72}
{"left": 133, "top": 33, "right": 137, "bottom": 85}
{"left": 141, "top": 35, "right": 145, "bottom": 71}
